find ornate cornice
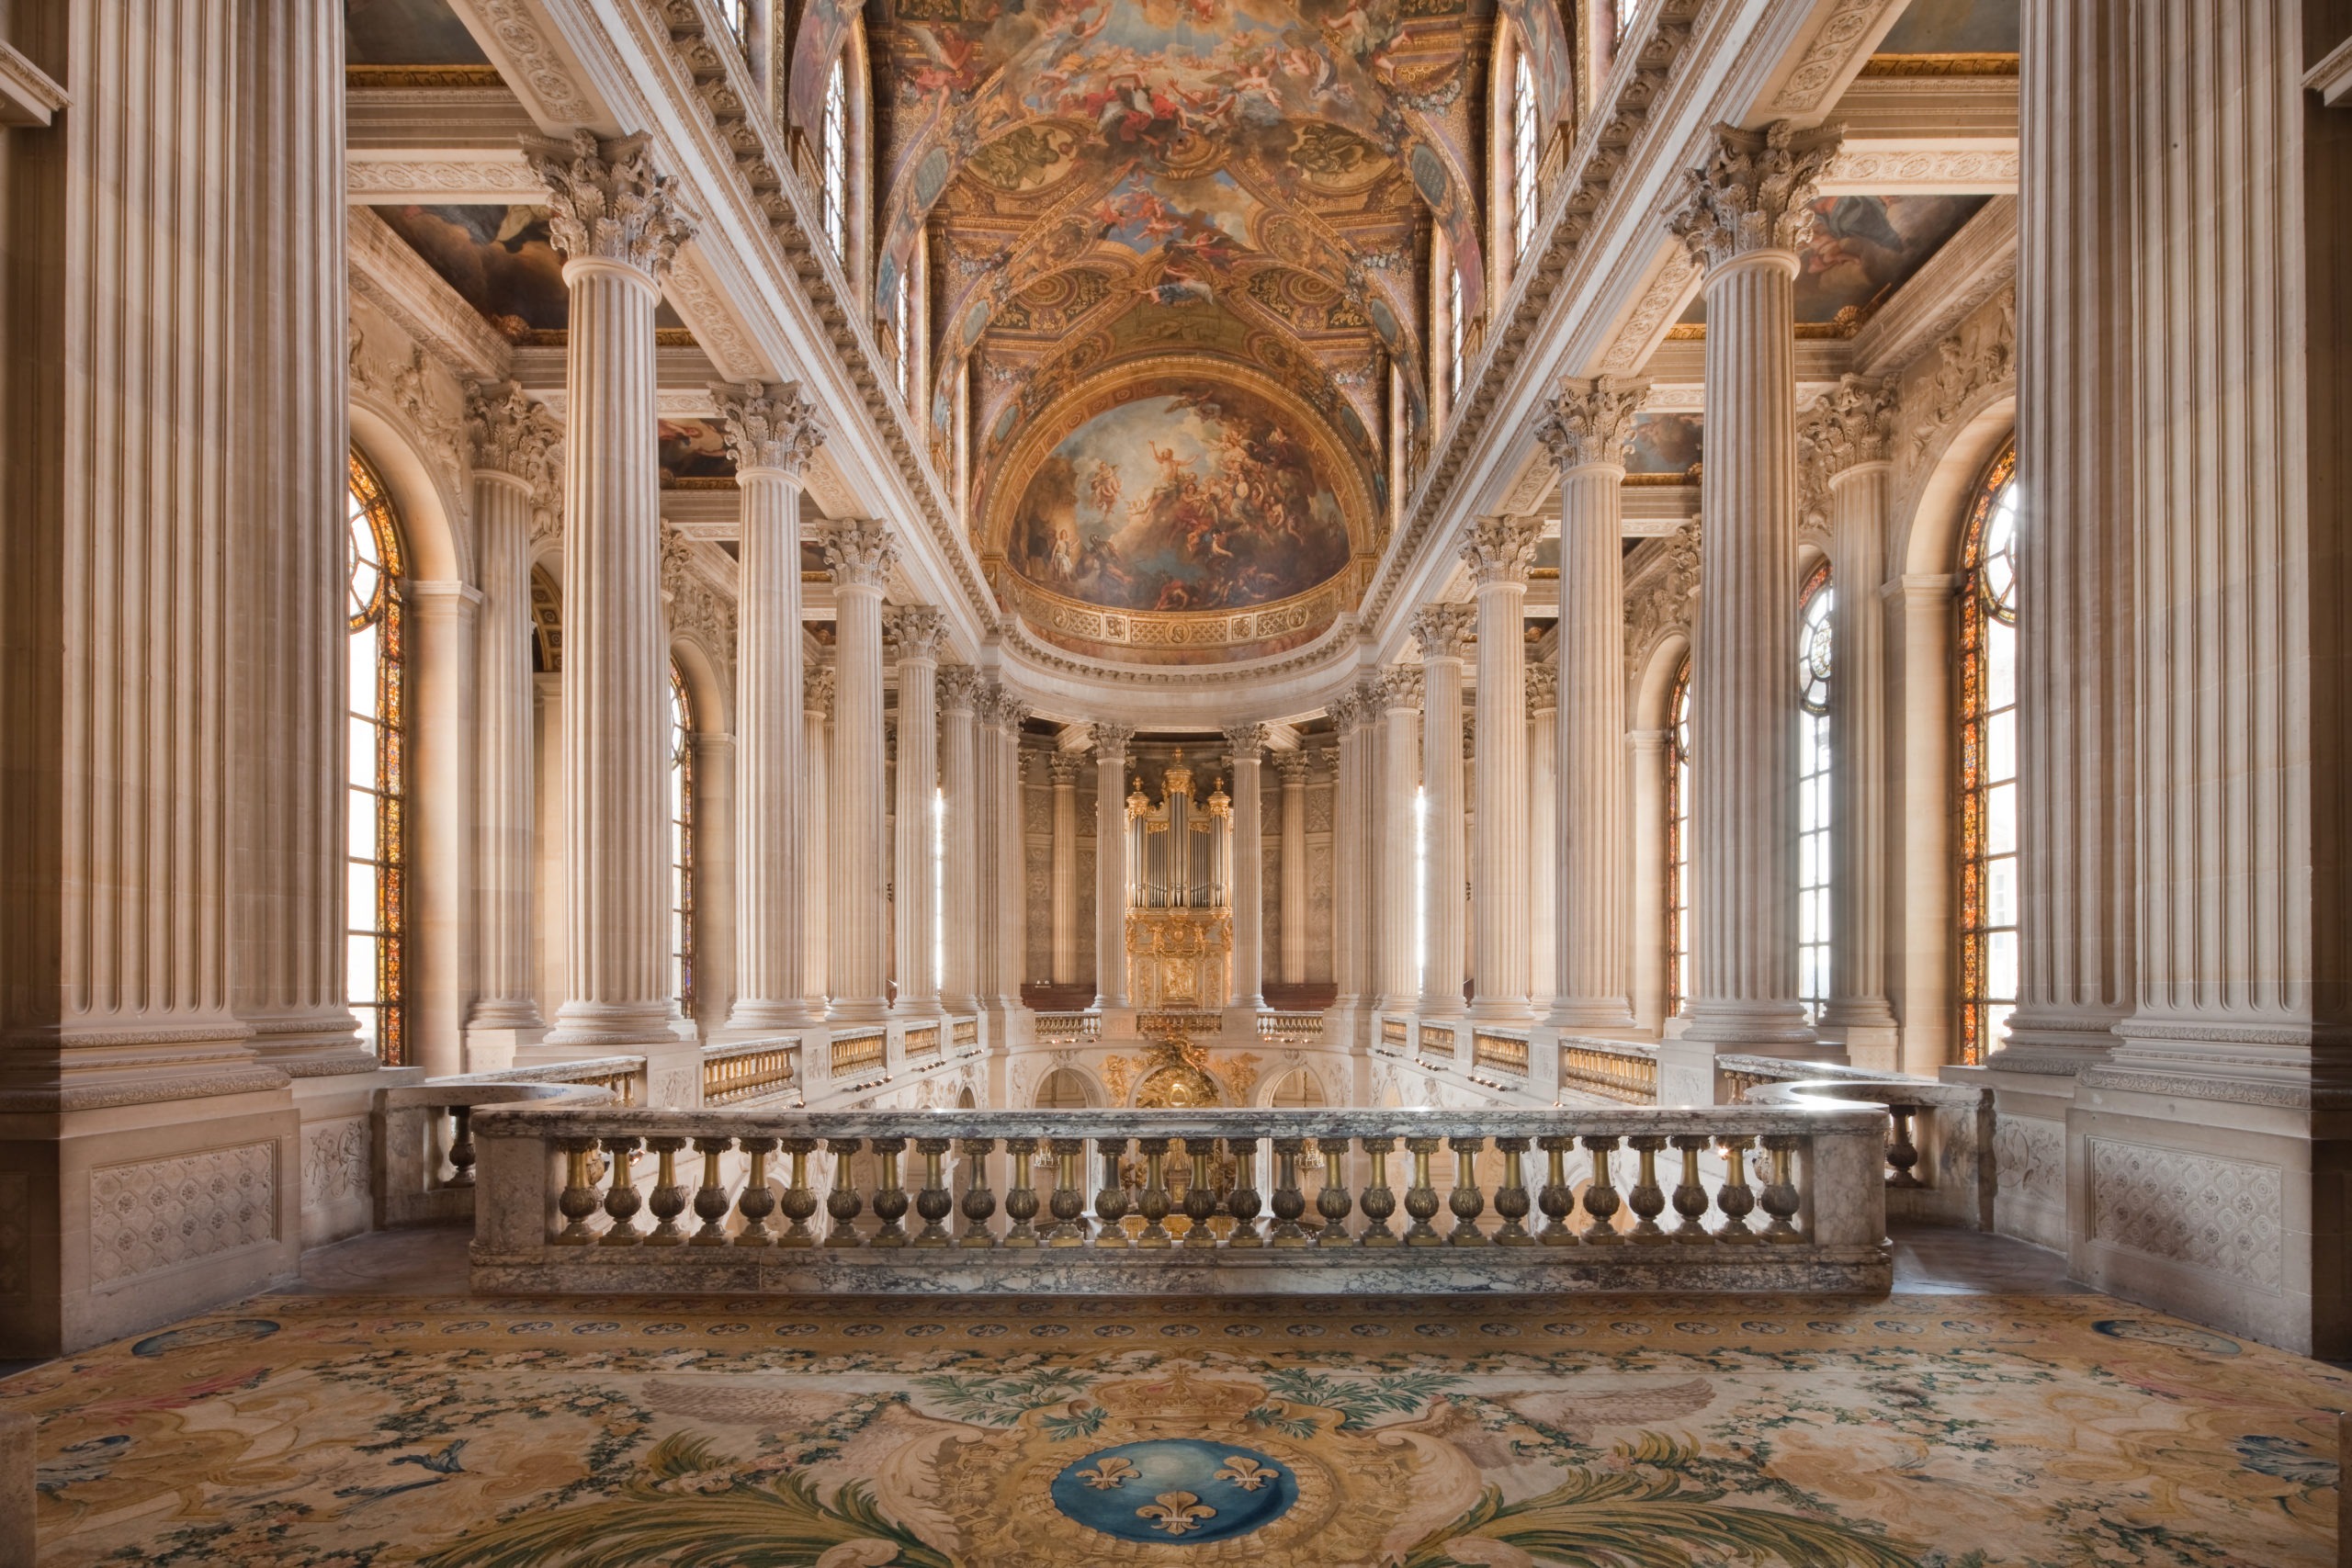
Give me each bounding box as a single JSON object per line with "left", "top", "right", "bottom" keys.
{"left": 885, "top": 604, "right": 949, "bottom": 661}
{"left": 1091, "top": 723, "right": 1136, "bottom": 760}
{"left": 1538, "top": 375, "right": 1650, "bottom": 473}
{"left": 936, "top": 665, "right": 986, "bottom": 711}
{"left": 710, "top": 379, "right": 827, "bottom": 479}
{"left": 823, "top": 522, "right": 897, "bottom": 591}
{"left": 522, "top": 130, "right": 695, "bottom": 280}
{"left": 1410, "top": 604, "right": 1477, "bottom": 660}
{"left": 1669, "top": 120, "right": 1844, "bottom": 273}
{"left": 1461, "top": 514, "right": 1545, "bottom": 586}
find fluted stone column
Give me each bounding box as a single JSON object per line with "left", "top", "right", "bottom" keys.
{"left": 1463, "top": 517, "right": 1543, "bottom": 1021}
{"left": 1799, "top": 376, "right": 1902, "bottom": 1066}
{"left": 823, "top": 523, "right": 896, "bottom": 1022}
{"left": 1536, "top": 377, "right": 1645, "bottom": 1032}
{"left": 1668, "top": 120, "right": 1839, "bottom": 1057}
{"left": 715, "top": 381, "right": 827, "bottom": 1037}
{"left": 403, "top": 583, "right": 481, "bottom": 1076}
{"left": 1225, "top": 726, "right": 1270, "bottom": 1015}
{"left": 938, "top": 668, "right": 983, "bottom": 1014}
{"left": 462, "top": 384, "right": 561, "bottom": 1066}
{"left": 1527, "top": 664, "right": 1560, "bottom": 1010}
{"left": 1090, "top": 724, "right": 1136, "bottom": 1011}
{"left": 2006, "top": 0, "right": 2136, "bottom": 1069}
{"left": 526, "top": 131, "right": 696, "bottom": 1049}
{"left": 1327, "top": 685, "right": 1375, "bottom": 1043}
{"left": 888, "top": 605, "right": 946, "bottom": 1018}
{"left": 690, "top": 728, "right": 736, "bottom": 1035}
{"left": 1275, "top": 749, "right": 1310, "bottom": 987}
{"left": 1048, "top": 751, "right": 1082, "bottom": 987}
{"left": 1413, "top": 606, "right": 1475, "bottom": 1017}
{"left": 1626, "top": 728, "right": 1670, "bottom": 1032}
{"left": 801, "top": 665, "right": 833, "bottom": 1016}
{"left": 1374, "top": 669, "right": 1422, "bottom": 1013}
{"left": 985, "top": 687, "right": 1033, "bottom": 1016}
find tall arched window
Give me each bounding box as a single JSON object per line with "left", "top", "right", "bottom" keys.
{"left": 668, "top": 662, "right": 696, "bottom": 1015}
{"left": 1510, "top": 50, "right": 1539, "bottom": 261}
{"left": 1666, "top": 653, "right": 1692, "bottom": 1019}
{"left": 893, "top": 265, "right": 912, "bottom": 400}
{"left": 346, "top": 450, "right": 407, "bottom": 1064}
{"left": 1957, "top": 440, "right": 2019, "bottom": 1064}
{"left": 1796, "top": 559, "right": 1834, "bottom": 1021}
{"left": 821, "top": 55, "right": 849, "bottom": 262}
{"left": 1445, "top": 265, "right": 1464, "bottom": 398}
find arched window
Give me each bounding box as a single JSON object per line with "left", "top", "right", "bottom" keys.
{"left": 668, "top": 662, "right": 696, "bottom": 1014}
{"left": 821, "top": 55, "right": 849, "bottom": 262}
{"left": 1666, "top": 653, "right": 1692, "bottom": 1019}
{"left": 346, "top": 450, "right": 406, "bottom": 1064}
{"left": 723, "top": 0, "right": 751, "bottom": 47}
{"left": 1445, "top": 265, "right": 1464, "bottom": 399}
{"left": 894, "top": 265, "right": 913, "bottom": 400}
{"left": 1957, "top": 440, "right": 2019, "bottom": 1065}
{"left": 1796, "top": 559, "right": 1834, "bottom": 1022}
{"left": 1510, "top": 50, "right": 1539, "bottom": 261}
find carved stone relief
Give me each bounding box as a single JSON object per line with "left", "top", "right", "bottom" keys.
{"left": 2088, "top": 1138, "right": 2283, "bottom": 1292}
{"left": 90, "top": 1144, "right": 277, "bottom": 1288}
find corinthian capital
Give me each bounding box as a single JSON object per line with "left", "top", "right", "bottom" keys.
{"left": 823, "top": 522, "right": 897, "bottom": 590}
{"left": 1380, "top": 665, "right": 1424, "bottom": 710}
{"left": 885, "top": 604, "right": 949, "bottom": 661}
{"left": 1798, "top": 373, "right": 1900, "bottom": 480}
{"left": 804, "top": 663, "right": 836, "bottom": 716}
{"left": 1222, "top": 723, "right": 1268, "bottom": 761}
{"left": 1409, "top": 603, "right": 1476, "bottom": 660}
{"left": 937, "top": 665, "right": 985, "bottom": 711}
{"left": 981, "top": 682, "right": 1030, "bottom": 728}
{"left": 1091, "top": 722, "right": 1136, "bottom": 759}
{"left": 1461, "top": 514, "right": 1546, "bottom": 586}
{"left": 464, "top": 378, "right": 561, "bottom": 487}
{"left": 522, "top": 130, "right": 695, "bottom": 279}
{"left": 1668, "top": 119, "right": 1842, "bottom": 273}
{"left": 1526, "top": 662, "right": 1559, "bottom": 716}
{"left": 1537, "top": 375, "right": 1648, "bottom": 473}
{"left": 710, "top": 380, "right": 828, "bottom": 478}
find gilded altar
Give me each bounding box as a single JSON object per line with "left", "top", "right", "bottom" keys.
{"left": 1125, "top": 908, "right": 1231, "bottom": 1010}
{"left": 1122, "top": 749, "right": 1234, "bottom": 1010}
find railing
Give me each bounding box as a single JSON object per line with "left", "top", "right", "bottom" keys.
{"left": 702, "top": 1038, "right": 800, "bottom": 1107}
{"left": 903, "top": 1024, "right": 941, "bottom": 1060}
{"left": 1258, "top": 1012, "right": 1325, "bottom": 1042}
{"left": 1558, "top": 1039, "right": 1661, "bottom": 1105}
{"left": 382, "top": 1063, "right": 640, "bottom": 1228}
{"left": 1419, "top": 1022, "right": 1456, "bottom": 1060}
{"left": 952, "top": 1018, "right": 978, "bottom": 1049}
{"left": 1137, "top": 1010, "right": 1223, "bottom": 1038}
{"left": 1721, "top": 1055, "right": 1992, "bottom": 1228}
{"left": 1472, "top": 1032, "right": 1530, "bottom": 1077}
{"left": 1035, "top": 1012, "right": 1101, "bottom": 1042}
{"left": 830, "top": 1030, "right": 887, "bottom": 1078}
{"left": 467, "top": 1106, "right": 1892, "bottom": 1295}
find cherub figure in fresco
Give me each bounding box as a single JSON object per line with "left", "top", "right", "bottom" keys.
{"left": 1087, "top": 458, "right": 1123, "bottom": 519}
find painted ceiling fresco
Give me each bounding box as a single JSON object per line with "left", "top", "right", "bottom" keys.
{"left": 345, "top": 0, "right": 491, "bottom": 64}
{"left": 1875, "top": 0, "right": 2019, "bottom": 55}
{"left": 1679, "top": 194, "right": 1992, "bottom": 330}
{"left": 372, "top": 205, "right": 690, "bottom": 342}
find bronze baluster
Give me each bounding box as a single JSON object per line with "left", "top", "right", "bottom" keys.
{"left": 1315, "top": 1137, "right": 1355, "bottom": 1245}
{"left": 1446, "top": 1135, "right": 1488, "bottom": 1245}
{"left": 1579, "top": 1135, "right": 1624, "bottom": 1244}
{"left": 556, "top": 1138, "right": 602, "bottom": 1245}
{"left": 1358, "top": 1137, "right": 1398, "bottom": 1246}
{"left": 1759, "top": 1134, "right": 1804, "bottom": 1243}
{"left": 1094, "top": 1139, "right": 1132, "bottom": 1246}
{"left": 1713, "top": 1135, "right": 1758, "bottom": 1244}
{"left": 1226, "top": 1137, "right": 1265, "bottom": 1247}
{"left": 1536, "top": 1134, "right": 1578, "bottom": 1246}
{"left": 446, "top": 1107, "right": 477, "bottom": 1188}
{"left": 913, "top": 1137, "right": 956, "bottom": 1247}
{"left": 957, "top": 1137, "right": 999, "bottom": 1247}
{"left": 1181, "top": 1140, "right": 1220, "bottom": 1247}
{"left": 1136, "top": 1137, "right": 1175, "bottom": 1248}
{"left": 1268, "top": 1138, "right": 1310, "bottom": 1247}
{"left": 777, "top": 1137, "right": 820, "bottom": 1247}
{"left": 1625, "top": 1134, "right": 1668, "bottom": 1244}
{"left": 1887, "top": 1106, "right": 1923, "bottom": 1189}
{"left": 689, "top": 1136, "right": 734, "bottom": 1246}
{"left": 1403, "top": 1136, "right": 1444, "bottom": 1246}
{"left": 734, "top": 1137, "right": 779, "bottom": 1247}
{"left": 824, "top": 1138, "right": 866, "bottom": 1247}
{"left": 1046, "top": 1137, "right": 1091, "bottom": 1246}
{"left": 1001, "top": 1137, "right": 1040, "bottom": 1247}
{"left": 869, "top": 1137, "right": 910, "bottom": 1247}
{"left": 1492, "top": 1135, "right": 1534, "bottom": 1246}
{"left": 644, "top": 1137, "right": 689, "bottom": 1245}
{"left": 598, "top": 1136, "right": 645, "bottom": 1245}
{"left": 1669, "top": 1134, "right": 1713, "bottom": 1243}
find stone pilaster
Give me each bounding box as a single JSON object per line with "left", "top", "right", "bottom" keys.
{"left": 462, "top": 383, "right": 561, "bottom": 1066}
{"left": 1226, "top": 725, "right": 1271, "bottom": 1014}
{"left": 712, "top": 380, "right": 826, "bottom": 1035}
{"left": 526, "top": 131, "right": 696, "bottom": 1049}
{"left": 403, "top": 582, "right": 481, "bottom": 1077}
{"left": 822, "top": 524, "right": 896, "bottom": 1021}
{"left": 1090, "top": 724, "right": 1136, "bottom": 1010}
{"left": 1462, "top": 516, "right": 1543, "bottom": 1021}
{"left": 887, "top": 605, "right": 946, "bottom": 1017}
{"left": 1274, "top": 748, "right": 1311, "bottom": 987}
{"left": 1374, "top": 668, "right": 1422, "bottom": 1012}
{"left": 1668, "top": 119, "right": 1840, "bottom": 1056}
{"left": 1526, "top": 664, "right": 1560, "bottom": 1009}
{"left": 1327, "top": 684, "right": 1376, "bottom": 1040}
{"left": 984, "top": 687, "right": 1033, "bottom": 1016}
{"left": 1799, "top": 375, "right": 1902, "bottom": 1067}
{"left": 801, "top": 665, "right": 833, "bottom": 1016}
{"left": 1537, "top": 376, "right": 1645, "bottom": 1031}
{"left": 1048, "top": 750, "right": 1082, "bottom": 987}
{"left": 689, "top": 728, "right": 736, "bottom": 1036}
{"left": 1413, "top": 605, "right": 1476, "bottom": 1018}
{"left": 937, "top": 667, "right": 983, "bottom": 1014}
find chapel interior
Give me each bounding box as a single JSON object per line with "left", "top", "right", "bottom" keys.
{"left": 2, "top": 0, "right": 2349, "bottom": 1562}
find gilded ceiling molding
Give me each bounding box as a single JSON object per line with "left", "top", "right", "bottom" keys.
{"left": 1668, "top": 120, "right": 1844, "bottom": 273}
{"left": 524, "top": 131, "right": 697, "bottom": 280}
{"left": 710, "top": 380, "right": 828, "bottom": 479}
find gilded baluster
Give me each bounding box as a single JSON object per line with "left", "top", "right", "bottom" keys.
{"left": 1001, "top": 1137, "right": 1040, "bottom": 1247}
{"left": 644, "top": 1137, "right": 689, "bottom": 1245}
{"left": 958, "top": 1137, "right": 999, "bottom": 1247}
{"left": 1625, "top": 1134, "right": 1668, "bottom": 1244}
{"left": 778, "top": 1137, "right": 820, "bottom": 1247}
{"left": 1180, "top": 1140, "right": 1219, "bottom": 1247}
{"left": 1886, "top": 1106, "right": 1923, "bottom": 1189}
{"left": 1402, "top": 1136, "right": 1444, "bottom": 1247}
{"left": 1358, "top": 1137, "right": 1398, "bottom": 1246}
{"left": 1268, "top": 1138, "right": 1310, "bottom": 1247}
{"left": 1668, "top": 1134, "right": 1713, "bottom": 1243}
{"left": 1446, "top": 1135, "right": 1488, "bottom": 1245}
{"left": 555, "top": 1138, "right": 602, "bottom": 1245}
{"left": 870, "top": 1137, "right": 910, "bottom": 1247}
{"left": 1579, "top": 1135, "right": 1624, "bottom": 1244}
{"left": 1226, "top": 1137, "right": 1265, "bottom": 1247}
{"left": 1046, "top": 1137, "right": 1091, "bottom": 1246}
{"left": 1713, "top": 1135, "right": 1758, "bottom": 1243}
{"left": 1136, "top": 1137, "right": 1175, "bottom": 1248}
{"left": 1093, "top": 1140, "right": 1132, "bottom": 1246}
{"left": 1491, "top": 1135, "right": 1534, "bottom": 1246}
{"left": 1535, "top": 1134, "right": 1578, "bottom": 1246}
{"left": 913, "top": 1137, "right": 956, "bottom": 1247}
{"left": 824, "top": 1138, "right": 867, "bottom": 1247}
{"left": 1315, "top": 1137, "right": 1354, "bottom": 1246}
{"left": 734, "top": 1136, "right": 779, "bottom": 1246}
{"left": 599, "top": 1136, "right": 645, "bottom": 1246}
{"left": 689, "top": 1136, "right": 734, "bottom": 1245}
{"left": 447, "top": 1107, "right": 477, "bottom": 1187}
{"left": 1758, "top": 1134, "right": 1804, "bottom": 1243}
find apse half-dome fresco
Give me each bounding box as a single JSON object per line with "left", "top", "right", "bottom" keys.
{"left": 1009, "top": 385, "right": 1352, "bottom": 616}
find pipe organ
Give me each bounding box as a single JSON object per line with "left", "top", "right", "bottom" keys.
{"left": 1124, "top": 751, "right": 1233, "bottom": 1009}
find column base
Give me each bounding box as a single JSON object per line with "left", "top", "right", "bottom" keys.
{"left": 1223, "top": 1003, "right": 1267, "bottom": 1038}
{"left": 460, "top": 1024, "right": 546, "bottom": 1074}
{"left": 541, "top": 1001, "right": 698, "bottom": 1055}
{"left": 1818, "top": 999, "right": 1902, "bottom": 1074}
{"left": 1677, "top": 999, "right": 1823, "bottom": 1051}
{"left": 718, "top": 999, "right": 826, "bottom": 1040}
{"left": 245, "top": 1008, "right": 376, "bottom": 1077}
{"left": 826, "top": 998, "right": 890, "bottom": 1026}
{"left": 1993, "top": 1006, "right": 2127, "bottom": 1074}
{"left": 1467, "top": 998, "right": 1538, "bottom": 1026}
{"left": 1543, "top": 998, "right": 1638, "bottom": 1033}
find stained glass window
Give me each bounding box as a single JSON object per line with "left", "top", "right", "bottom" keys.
{"left": 1958, "top": 440, "right": 2019, "bottom": 1065}
{"left": 669, "top": 662, "right": 695, "bottom": 1015}
{"left": 346, "top": 450, "right": 406, "bottom": 1065}
{"left": 1666, "top": 653, "right": 1691, "bottom": 1019}
{"left": 1511, "top": 51, "right": 1538, "bottom": 261}
{"left": 1796, "top": 559, "right": 1834, "bottom": 1022}
{"left": 894, "top": 265, "right": 912, "bottom": 400}
{"left": 821, "top": 57, "right": 849, "bottom": 262}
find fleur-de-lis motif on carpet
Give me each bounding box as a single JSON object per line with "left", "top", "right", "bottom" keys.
{"left": 1136, "top": 1491, "right": 1217, "bottom": 1535}
{"left": 1216, "top": 1456, "right": 1276, "bottom": 1492}
{"left": 1076, "top": 1456, "right": 1136, "bottom": 1490}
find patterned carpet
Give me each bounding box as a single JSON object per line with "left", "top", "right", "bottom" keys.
{"left": 10, "top": 1288, "right": 2346, "bottom": 1566}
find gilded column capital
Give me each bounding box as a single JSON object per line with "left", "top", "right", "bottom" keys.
{"left": 1461, "top": 514, "right": 1546, "bottom": 586}
{"left": 464, "top": 378, "right": 561, "bottom": 489}
{"left": 1668, "top": 119, "right": 1842, "bottom": 274}
{"left": 1537, "top": 375, "right": 1649, "bottom": 473}
{"left": 522, "top": 130, "right": 695, "bottom": 280}
{"left": 885, "top": 604, "right": 949, "bottom": 661}
{"left": 823, "top": 522, "right": 897, "bottom": 590}
{"left": 710, "top": 379, "right": 829, "bottom": 479}
{"left": 1091, "top": 722, "right": 1136, "bottom": 760}
{"left": 803, "top": 663, "right": 836, "bottom": 717}
{"left": 1526, "top": 662, "right": 1559, "bottom": 716}
{"left": 1380, "top": 665, "right": 1424, "bottom": 710}
{"left": 1223, "top": 723, "right": 1269, "bottom": 761}
{"left": 1798, "top": 372, "right": 1900, "bottom": 482}
{"left": 1410, "top": 603, "right": 1477, "bottom": 660}
{"left": 937, "top": 665, "right": 985, "bottom": 712}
